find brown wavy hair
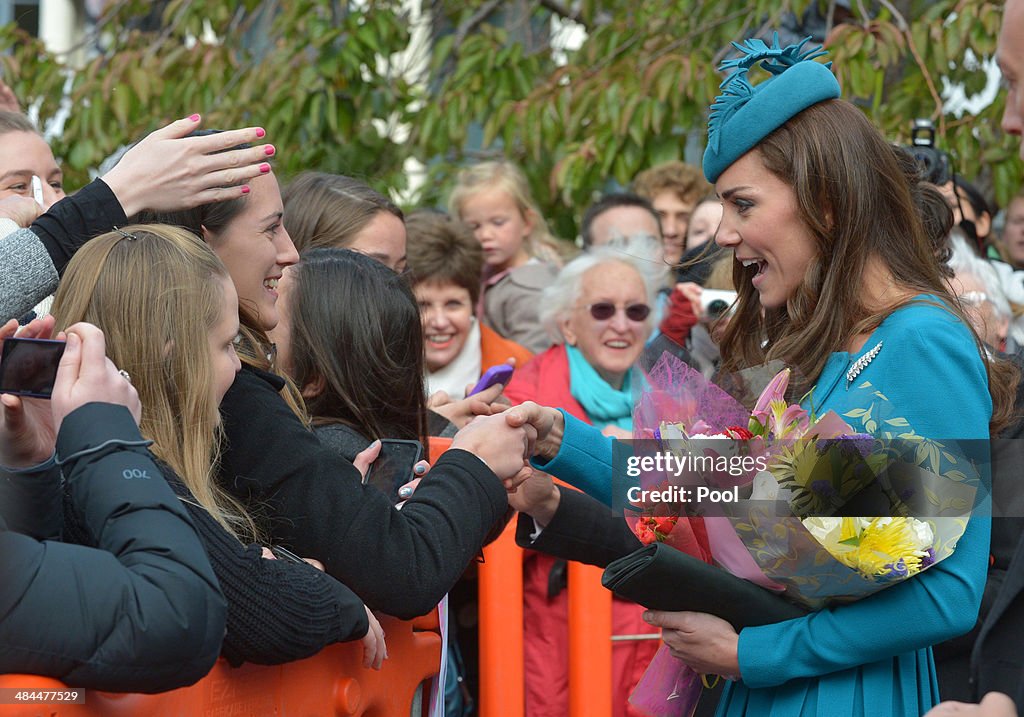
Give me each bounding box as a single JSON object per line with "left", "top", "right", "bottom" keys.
{"left": 282, "top": 172, "right": 403, "bottom": 255}
{"left": 134, "top": 190, "right": 308, "bottom": 424}
{"left": 717, "top": 99, "right": 1017, "bottom": 433}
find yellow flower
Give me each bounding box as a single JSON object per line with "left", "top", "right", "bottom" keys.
{"left": 803, "top": 517, "right": 934, "bottom": 580}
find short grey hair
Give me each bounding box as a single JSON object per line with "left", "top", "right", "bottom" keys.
{"left": 539, "top": 235, "right": 663, "bottom": 344}
{"left": 948, "top": 231, "right": 1011, "bottom": 320}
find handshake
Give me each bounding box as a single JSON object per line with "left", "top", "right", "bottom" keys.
{"left": 447, "top": 401, "right": 565, "bottom": 492}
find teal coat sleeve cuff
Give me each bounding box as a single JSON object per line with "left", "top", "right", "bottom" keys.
{"left": 531, "top": 410, "right": 616, "bottom": 506}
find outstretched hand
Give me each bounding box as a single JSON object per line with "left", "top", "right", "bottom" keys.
{"left": 506, "top": 468, "right": 561, "bottom": 527}
{"left": 101, "top": 114, "right": 276, "bottom": 217}
{"left": 428, "top": 382, "right": 504, "bottom": 429}
{"left": 504, "top": 401, "right": 565, "bottom": 461}
{"left": 450, "top": 412, "right": 536, "bottom": 488}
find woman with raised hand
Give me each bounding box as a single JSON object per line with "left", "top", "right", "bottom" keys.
{"left": 1, "top": 113, "right": 270, "bottom": 321}
{"left": 50, "top": 225, "right": 384, "bottom": 668}
{"left": 504, "top": 36, "right": 1014, "bottom": 717}
{"left": 502, "top": 240, "right": 663, "bottom": 717}
{"left": 0, "top": 317, "right": 226, "bottom": 691}
{"left": 137, "top": 158, "right": 534, "bottom": 621}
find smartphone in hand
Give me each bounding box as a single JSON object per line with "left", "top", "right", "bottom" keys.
{"left": 0, "top": 337, "right": 66, "bottom": 399}
{"left": 467, "top": 364, "right": 514, "bottom": 397}
{"left": 270, "top": 545, "right": 307, "bottom": 564}
{"left": 364, "top": 439, "right": 423, "bottom": 503}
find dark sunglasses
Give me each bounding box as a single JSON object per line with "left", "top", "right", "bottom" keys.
{"left": 585, "top": 302, "right": 651, "bottom": 322}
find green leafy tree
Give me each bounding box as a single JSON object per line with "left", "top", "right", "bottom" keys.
{"left": 0, "top": 0, "right": 415, "bottom": 191}
{"left": 414, "top": 0, "right": 1019, "bottom": 238}
{"left": 0, "top": 0, "right": 1018, "bottom": 240}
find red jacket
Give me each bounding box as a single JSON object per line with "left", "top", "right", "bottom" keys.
{"left": 505, "top": 344, "right": 658, "bottom": 717}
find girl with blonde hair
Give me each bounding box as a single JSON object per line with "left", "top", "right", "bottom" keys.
{"left": 448, "top": 159, "right": 566, "bottom": 353}
{"left": 51, "top": 224, "right": 385, "bottom": 669}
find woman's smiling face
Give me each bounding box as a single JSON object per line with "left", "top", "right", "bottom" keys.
{"left": 561, "top": 261, "right": 652, "bottom": 389}
{"left": 204, "top": 172, "right": 299, "bottom": 332}
{"left": 714, "top": 151, "right": 818, "bottom": 309}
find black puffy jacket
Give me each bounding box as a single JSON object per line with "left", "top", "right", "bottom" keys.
{"left": 0, "top": 402, "right": 226, "bottom": 692}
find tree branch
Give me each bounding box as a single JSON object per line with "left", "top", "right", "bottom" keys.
{"left": 648, "top": 6, "right": 754, "bottom": 67}
{"left": 877, "top": 0, "right": 945, "bottom": 131}
{"left": 452, "top": 0, "right": 504, "bottom": 51}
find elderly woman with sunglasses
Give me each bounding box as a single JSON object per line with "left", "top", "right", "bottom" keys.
{"left": 503, "top": 237, "right": 662, "bottom": 717}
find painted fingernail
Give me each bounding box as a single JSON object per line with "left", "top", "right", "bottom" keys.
{"left": 259, "top": 162, "right": 271, "bottom": 173}
{"left": 255, "top": 127, "right": 266, "bottom": 138}
{"left": 241, "top": 185, "right": 251, "bottom": 194}
{"left": 398, "top": 486, "right": 414, "bottom": 499}
{"left": 188, "top": 113, "right": 200, "bottom": 122}
{"left": 414, "top": 462, "right": 427, "bottom": 475}
{"left": 264, "top": 144, "right": 275, "bottom": 156}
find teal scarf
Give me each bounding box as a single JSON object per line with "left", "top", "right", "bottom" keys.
{"left": 566, "top": 344, "right": 635, "bottom": 431}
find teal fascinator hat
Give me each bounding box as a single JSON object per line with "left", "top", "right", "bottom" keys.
{"left": 702, "top": 33, "right": 841, "bottom": 183}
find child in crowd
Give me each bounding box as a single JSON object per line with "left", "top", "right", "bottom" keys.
{"left": 448, "top": 160, "right": 562, "bottom": 354}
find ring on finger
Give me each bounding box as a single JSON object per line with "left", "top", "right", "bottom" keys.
{"left": 118, "top": 369, "right": 132, "bottom": 383}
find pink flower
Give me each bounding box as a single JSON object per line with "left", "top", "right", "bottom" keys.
{"left": 752, "top": 369, "right": 791, "bottom": 424}
{"left": 769, "top": 399, "right": 810, "bottom": 439}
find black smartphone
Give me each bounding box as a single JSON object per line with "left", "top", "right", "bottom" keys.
{"left": 0, "top": 337, "right": 66, "bottom": 399}
{"left": 270, "top": 545, "right": 306, "bottom": 564}
{"left": 364, "top": 438, "right": 423, "bottom": 503}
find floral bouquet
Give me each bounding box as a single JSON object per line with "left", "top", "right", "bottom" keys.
{"left": 618, "top": 353, "right": 980, "bottom": 717}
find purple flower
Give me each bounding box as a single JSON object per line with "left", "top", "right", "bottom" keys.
{"left": 921, "top": 548, "right": 936, "bottom": 569}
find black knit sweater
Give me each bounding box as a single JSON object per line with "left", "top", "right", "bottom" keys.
{"left": 64, "top": 464, "right": 369, "bottom": 666}
{"left": 218, "top": 365, "right": 510, "bottom": 619}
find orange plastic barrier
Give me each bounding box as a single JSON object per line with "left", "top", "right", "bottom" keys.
{"left": 0, "top": 437, "right": 460, "bottom": 717}
{"left": 567, "top": 562, "right": 613, "bottom": 717}
{"left": 477, "top": 481, "right": 615, "bottom": 717}
{"left": 478, "top": 520, "right": 525, "bottom": 716}
{"left": 0, "top": 611, "right": 440, "bottom": 716}
{"left": 425, "top": 436, "right": 453, "bottom": 463}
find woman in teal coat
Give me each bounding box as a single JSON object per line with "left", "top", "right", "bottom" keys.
{"left": 504, "top": 36, "right": 1018, "bottom": 717}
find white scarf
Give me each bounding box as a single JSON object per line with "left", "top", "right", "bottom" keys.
{"left": 425, "top": 319, "right": 482, "bottom": 400}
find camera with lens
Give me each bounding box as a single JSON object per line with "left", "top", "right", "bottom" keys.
{"left": 699, "top": 289, "right": 738, "bottom": 321}
{"left": 901, "top": 119, "right": 951, "bottom": 186}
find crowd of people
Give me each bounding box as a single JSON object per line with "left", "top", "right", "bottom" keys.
{"left": 2, "top": 3, "right": 1024, "bottom": 717}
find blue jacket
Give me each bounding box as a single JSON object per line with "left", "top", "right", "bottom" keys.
{"left": 530, "top": 299, "right": 991, "bottom": 717}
